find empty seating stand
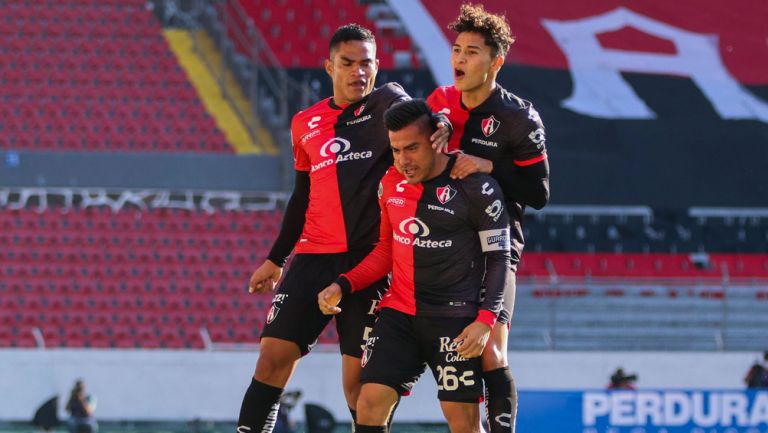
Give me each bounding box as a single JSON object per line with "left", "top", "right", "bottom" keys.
{"left": 0, "top": 206, "right": 290, "bottom": 349}
{"left": 231, "top": 0, "right": 417, "bottom": 69}
{"left": 0, "top": 0, "right": 231, "bottom": 153}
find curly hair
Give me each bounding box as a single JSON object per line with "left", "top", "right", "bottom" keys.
{"left": 448, "top": 3, "right": 515, "bottom": 58}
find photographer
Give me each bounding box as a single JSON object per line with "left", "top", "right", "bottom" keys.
{"left": 608, "top": 368, "right": 638, "bottom": 390}
{"left": 65, "top": 379, "right": 98, "bottom": 433}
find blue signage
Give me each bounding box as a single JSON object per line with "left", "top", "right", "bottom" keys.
{"left": 518, "top": 390, "right": 768, "bottom": 433}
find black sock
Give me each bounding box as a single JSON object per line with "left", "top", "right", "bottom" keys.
{"left": 349, "top": 408, "right": 357, "bottom": 433}
{"left": 355, "top": 424, "right": 387, "bottom": 433}
{"left": 237, "top": 378, "right": 283, "bottom": 433}
{"left": 386, "top": 396, "right": 400, "bottom": 432}
{"left": 483, "top": 368, "right": 517, "bottom": 433}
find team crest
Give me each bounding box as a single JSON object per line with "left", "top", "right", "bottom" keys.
{"left": 361, "top": 346, "right": 371, "bottom": 367}
{"left": 481, "top": 115, "right": 500, "bottom": 137}
{"left": 354, "top": 103, "right": 366, "bottom": 117}
{"left": 266, "top": 305, "right": 280, "bottom": 324}
{"left": 436, "top": 185, "right": 457, "bottom": 204}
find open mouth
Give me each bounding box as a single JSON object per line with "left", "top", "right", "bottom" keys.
{"left": 350, "top": 80, "right": 366, "bottom": 89}
{"left": 454, "top": 69, "right": 465, "bottom": 79}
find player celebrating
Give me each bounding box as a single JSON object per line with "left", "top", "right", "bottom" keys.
{"left": 318, "top": 99, "right": 512, "bottom": 433}
{"left": 236, "top": 24, "right": 450, "bottom": 433}
{"left": 426, "top": 4, "right": 550, "bottom": 433}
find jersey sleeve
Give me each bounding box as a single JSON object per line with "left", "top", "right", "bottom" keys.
{"left": 426, "top": 87, "right": 443, "bottom": 111}
{"left": 505, "top": 103, "right": 547, "bottom": 167}
{"left": 336, "top": 174, "right": 395, "bottom": 294}
{"left": 465, "top": 176, "right": 512, "bottom": 327}
{"left": 381, "top": 82, "right": 411, "bottom": 107}
{"left": 291, "top": 114, "right": 311, "bottom": 172}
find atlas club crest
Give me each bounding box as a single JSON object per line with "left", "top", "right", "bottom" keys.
{"left": 481, "top": 115, "right": 500, "bottom": 137}
{"left": 436, "top": 185, "right": 457, "bottom": 204}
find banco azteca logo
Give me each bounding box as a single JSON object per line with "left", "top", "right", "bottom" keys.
{"left": 398, "top": 217, "right": 430, "bottom": 237}
{"left": 319, "top": 137, "right": 351, "bottom": 157}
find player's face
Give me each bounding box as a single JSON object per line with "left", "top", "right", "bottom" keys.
{"left": 390, "top": 122, "right": 436, "bottom": 185}
{"left": 451, "top": 32, "right": 503, "bottom": 93}
{"left": 326, "top": 40, "right": 379, "bottom": 105}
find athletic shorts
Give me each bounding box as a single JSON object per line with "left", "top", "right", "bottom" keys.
{"left": 360, "top": 308, "right": 484, "bottom": 403}
{"left": 260, "top": 251, "right": 388, "bottom": 357}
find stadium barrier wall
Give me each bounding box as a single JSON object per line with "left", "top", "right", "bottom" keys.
{"left": 0, "top": 349, "right": 761, "bottom": 425}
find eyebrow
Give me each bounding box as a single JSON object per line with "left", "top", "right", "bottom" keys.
{"left": 453, "top": 44, "right": 483, "bottom": 50}
{"left": 339, "top": 55, "right": 372, "bottom": 63}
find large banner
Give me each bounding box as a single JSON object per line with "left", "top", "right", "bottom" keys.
{"left": 519, "top": 390, "right": 768, "bottom": 433}
{"left": 399, "top": 1, "right": 768, "bottom": 208}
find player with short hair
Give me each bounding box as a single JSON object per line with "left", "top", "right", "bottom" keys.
{"left": 236, "top": 24, "right": 450, "bottom": 433}
{"left": 318, "top": 99, "right": 512, "bottom": 433}
{"left": 426, "top": 4, "right": 551, "bottom": 433}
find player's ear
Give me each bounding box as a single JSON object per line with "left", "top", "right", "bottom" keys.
{"left": 491, "top": 55, "right": 504, "bottom": 72}
{"left": 324, "top": 58, "right": 333, "bottom": 78}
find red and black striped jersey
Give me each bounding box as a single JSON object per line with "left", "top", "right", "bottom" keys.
{"left": 427, "top": 85, "right": 548, "bottom": 265}
{"left": 337, "top": 158, "right": 512, "bottom": 327}
{"left": 291, "top": 83, "right": 409, "bottom": 254}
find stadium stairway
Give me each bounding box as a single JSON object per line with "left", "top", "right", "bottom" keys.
{"left": 164, "top": 29, "right": 276, "bottom": 155}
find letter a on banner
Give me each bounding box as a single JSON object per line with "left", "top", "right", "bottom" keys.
{"left": 542, "top": 7, "right": 768, "bottom": 122}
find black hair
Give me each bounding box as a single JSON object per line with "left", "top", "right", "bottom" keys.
{"left": 329, "top": 24, "right": 375, "bottom": 54}
{"left": 383, "top": 99, "right": 435, "bottom": 133}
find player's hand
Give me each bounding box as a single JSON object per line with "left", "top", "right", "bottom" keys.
{"left": 318, "top": 283, "right": 343, "bottom": 315}
{"left": 453, "top": 321, "right": 492, "bottom": 359}
{"left": 450, "top": 153, "right": 493, "bottom": 180}
{"left": 248, "top": 260, "right": 282, "bottom": 294}
{"left": 430, "top": 121, "right": 451, "bottom": 153}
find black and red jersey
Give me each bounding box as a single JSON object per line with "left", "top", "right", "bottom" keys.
{"left": 337, "top": 158, "right": 511, "bottom": 327}
{"left": 427, "top": 85, "right": 548, "bottom": 265}
{"left": 291, "top": 83, "right": 409, "bottom": 254}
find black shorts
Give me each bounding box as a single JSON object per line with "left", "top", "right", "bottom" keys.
{"left": 260, "top": 252, "right": 387, "bottom": 357}
{"left": 360, "top": 308, "right": 483, "bottom": 403}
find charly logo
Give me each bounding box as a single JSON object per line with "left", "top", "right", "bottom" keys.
{"left": 481, "top": 115, "right": 500, "bottom": 137}
{"left": 436, "top": 185, "right": 457, "bottom": 204}
{"left": 527, "top": 107, "right": 541, "bottom": 124}
{"left": 481, "top": 182, "right": 495, "bottom": 196}
{"left": 319, "top": 137, "right": 351, "bottom": 157}
{"left": 307, "top": 116, "right": 321, "bottom": 129}
{"left": 398, "top": 217, "right": 430, "bottom": 237}
{"left": 439, "top": 107, "right": 451, "bottom": 115}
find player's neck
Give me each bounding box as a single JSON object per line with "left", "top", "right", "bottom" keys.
{"left": 460, "top": 81, "right": 497, "bottom": 109}
{"left": 424, "top": 153, "right": 450, "bottom": 182}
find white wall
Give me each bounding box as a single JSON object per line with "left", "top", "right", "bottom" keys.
{"left": 1, "top": 348, "right": 760, "bottom": 422}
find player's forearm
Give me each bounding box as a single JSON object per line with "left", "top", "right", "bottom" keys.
{"left": 492, "top": 158, "right": 550, "bottom": 209}
{"left": 476, "top": 250, "right": 512, "bottom": 327}
{"left": 336, "top": 239, "right": 392, "bottom": 294}
{"left": 267, "top": 171, "right": 310, "bottom": 266}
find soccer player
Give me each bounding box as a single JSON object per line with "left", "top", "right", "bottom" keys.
{"left": 318, "top": 99, "right": 512, "bottom": 433}
{"left": 236, "top": 25, "right": 450, "bottom": 433}
{"left": 426, "top": 4, "right": 551, "bottom": 433}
